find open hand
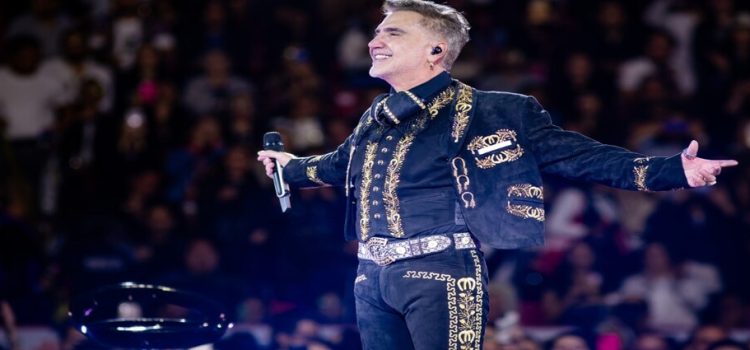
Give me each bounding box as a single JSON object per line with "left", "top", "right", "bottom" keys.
{"left": 681, "top": 140, "right": 738, "bottom": 187}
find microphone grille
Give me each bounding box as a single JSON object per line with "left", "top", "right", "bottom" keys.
{"left": 263, "top": 132, "right": 284, "bottom": 151}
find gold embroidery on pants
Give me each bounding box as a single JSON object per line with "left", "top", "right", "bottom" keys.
{"left": 468, "top": 250, "right": 484, "bottom": 350}
{"left": 403, "top": 271, "right": 453, "bottom": 282}
{"left": 403, "top": 271, "right": 459, "bottom": 349}
{"left": 402, "top": 251, "right": 483, "bottom": 350}
{"left": 359, "top": 143, "right": 378, "bottom": 240}
{"left": 452, "top": 83, "right": 473, "bottom": 143}
{"left": 383, "top": 135, "right": 415, "bottom": 238}
{"left": 467, "top": 129, "right": 524, "bottom": 169}
{"left": 306, "top": 166, "right": 327, "bottom": 186}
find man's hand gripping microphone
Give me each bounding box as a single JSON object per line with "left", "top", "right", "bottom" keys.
{"left": 263, "top": 132, "right": 291, "bottom": 212}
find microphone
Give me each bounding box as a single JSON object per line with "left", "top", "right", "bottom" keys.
{"left": 263, "top": 132, "right": 291, "bottom": 212}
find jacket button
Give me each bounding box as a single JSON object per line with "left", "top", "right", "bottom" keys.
{"left": 373, "top": 186, "right": 380, "bottom": 192}
{"left": 377, "top": 160, "right": 385, "bottom": 166}
{"left": 386, "top": 135, "right": 394, "bottom": 141}
{"left": 374, "top": 174, "right": 382, "bottom": 179}
{"left": 381, "top": 147, "right": 388, "bottom": 153}
{"left": 374, "top": 213, "right": 381, "bottom": 219}
{"left": 372, "top": 200, "right": 379, "bottom": 206}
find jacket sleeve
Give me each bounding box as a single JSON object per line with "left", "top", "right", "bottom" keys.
{"left": 522, "top": 96, "right": 689, "bottom": 191}
{"left": 282, "top": 112, "right": 370, "bottom": 189}
{"left": 282, "top": 137, "right": 353, "bottom": 188}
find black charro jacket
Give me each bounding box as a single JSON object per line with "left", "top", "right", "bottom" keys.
{"left": 281, "top": 81, "right": 688, "bottom": 249}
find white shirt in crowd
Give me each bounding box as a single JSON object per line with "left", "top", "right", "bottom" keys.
{"left": 40, "top": 58, "right": 114, "bottom": 112}
{"left": 611, "top": 261, "right": 721, "bottom": 330}
{"left": 0, "top": 67, "right": 71, "bottom": 140}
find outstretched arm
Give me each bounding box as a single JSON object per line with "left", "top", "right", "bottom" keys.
{"left": 523, "top": 96, "right": 738, "bottom": 190}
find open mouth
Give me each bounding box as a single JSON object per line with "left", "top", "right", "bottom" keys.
{"left": 372, "top": 54, "right": 392, "bottom": 61}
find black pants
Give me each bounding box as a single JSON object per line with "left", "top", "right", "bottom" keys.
{"left": 354, "top": 247, "right": 489, "bottom": 350}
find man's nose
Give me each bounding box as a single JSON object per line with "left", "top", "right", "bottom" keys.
{"left": 368, "top": 36, "right": 383, "bottom": 49}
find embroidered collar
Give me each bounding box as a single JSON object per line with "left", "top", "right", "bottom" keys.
{"left": 371, "top": 72, "right": 452, "bottom": 126}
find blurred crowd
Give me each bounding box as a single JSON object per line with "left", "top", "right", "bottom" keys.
{"left": 1, "top": 0, "right": 750, "bottom": 349}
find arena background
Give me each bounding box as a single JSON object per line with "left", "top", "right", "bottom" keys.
{"left": 1, "top": 0, "right": 749, "bottom": 349}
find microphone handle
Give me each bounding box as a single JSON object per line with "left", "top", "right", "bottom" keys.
{"left": 273, "top": 158, "right": 289, "bottom": 197}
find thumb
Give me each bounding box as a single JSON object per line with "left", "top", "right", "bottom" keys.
{"left": 685, "top": 140, "right": 699, "bottom": 158}
{"left": 258, "top": 150, "right": 282, "bottom": 158}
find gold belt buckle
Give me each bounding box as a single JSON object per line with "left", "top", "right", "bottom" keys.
{"left": 366, "top": 237, "right": 395, "bottom": 266}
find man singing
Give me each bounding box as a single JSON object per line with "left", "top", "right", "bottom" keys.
{"left": 258, "top": 0, "right": 738, "bottom": 349}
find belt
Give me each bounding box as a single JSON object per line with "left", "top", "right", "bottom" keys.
{"left": 357, "top": 232, "right": 477, "bottom": 266}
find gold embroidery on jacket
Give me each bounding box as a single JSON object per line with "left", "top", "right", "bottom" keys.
{"left": 305, "top": 166, "right": 327, "bottom": 186}
{"left": 467, "top": 129, "right": 524, "bottom": 169}
{"left": 377, "top": 89, "right": 454, "bottom": 238}
{"left": 428, "top": 87, "right": 455, "bottom": 118}
{"left": 633, "top": 157, "right": 652, "bottom": 191}
{"left": 507, "top": 184, "right": 543, "bottom": 200}
{"left": 359, "top": 143, "right": 378, "bottom": 240}
{"left": 383, "top": 135, "right": 415, "bottom": 238}
{"left": 506, "top": 183, "right": 544, "bottom": 221}
{"left": 354, "top": 274, "right": 367, "bottom": 284}
{"left": 452, "top": 83, "right": 473, "bottom": 143}
{"left": 452, "top": 157, "right": 476, "bottom": 209}
{"left": 346, "top": 111, "right": 375, "bottom": 197}
{"left": 634, "top": 165, "right": 650, "bottom": 192}
{"left": 506, "top": 204, "right": 545, "bottom": 221}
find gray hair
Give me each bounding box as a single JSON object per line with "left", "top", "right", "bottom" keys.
{"left": 382, "top": 0, "right": 470, "bottom": 70}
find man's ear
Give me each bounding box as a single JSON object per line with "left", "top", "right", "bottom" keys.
{"left": 430, "top": 43, "right": 446, "bottom": 57}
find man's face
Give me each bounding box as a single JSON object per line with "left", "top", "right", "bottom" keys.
{"left": 368, "top": 11, "right": 437, "bottom": 88}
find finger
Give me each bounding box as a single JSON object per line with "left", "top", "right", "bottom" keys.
{"left": 689, "top": 178, "right": 704, "bottom": 188}
{"left": 265, "top": 163, "right": 275, "bottom": 177}
{"left": 685, "top": 140, "right": 699, "bottom": 158}
{"left": 703, "top": 175, "right": 717, "bottom": 184}
{"left": 258, "top": 150, "right": 281, "bottom": 159}
{"left": 716, "top": 160, "right": 739, "bottom": 167}
{"left": 698, "top": 169, "right": 716, "bottom": 181}
{"left": 687, "top": 173, "right": 704, "bottom": 187}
